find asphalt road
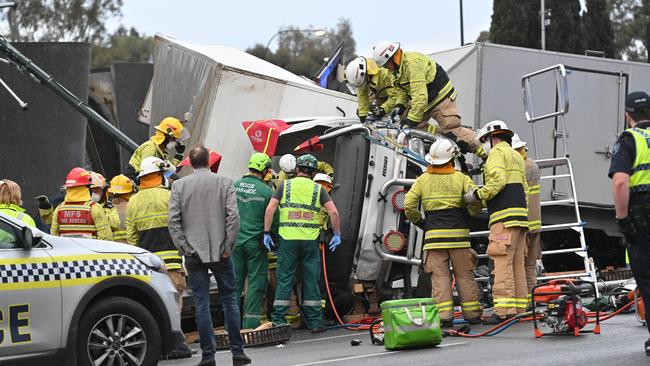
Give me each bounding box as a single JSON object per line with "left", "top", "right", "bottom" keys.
{"left": 161, "top": 314, "right": 649, "bottom": 366}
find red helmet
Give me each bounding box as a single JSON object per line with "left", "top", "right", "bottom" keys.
{"left": 65, "top": 167, "right": 92, "bottom": 188}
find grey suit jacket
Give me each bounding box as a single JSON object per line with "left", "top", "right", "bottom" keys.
{"left": 168, "top": 168, "right": 240, "bottom": 263}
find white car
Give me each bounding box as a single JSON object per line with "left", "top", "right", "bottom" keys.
{"left": 0, "top": 212, "right": 184, "bottom": 366}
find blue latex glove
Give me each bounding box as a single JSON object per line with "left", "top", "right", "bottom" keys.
{"left": 329, "top": 233, "right": 342, "bottom": 252}
{"left": 263, "top": 233, "right": 275, "bottom": 251}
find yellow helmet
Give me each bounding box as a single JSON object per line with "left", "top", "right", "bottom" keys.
{"left": 151, "top": 117, "right": 189, "bottom": 145}
{"left": 108, "top": 174, "right": 135, "bottom": 195}
{"left": 89, "top": 172, "right": 107, "bottom": 189}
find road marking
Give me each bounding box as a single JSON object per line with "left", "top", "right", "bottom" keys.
{"left": 287, "top": 342, "right": 467, "bottom": 365}
{"left": 289, "top": 333, "right": 360, "bottom": 344}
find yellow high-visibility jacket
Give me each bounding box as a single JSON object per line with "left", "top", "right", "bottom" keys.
{"left": 392, "top": 51, "right": 456, "bottom": 123}
{"left": 357, "top": 68, "right": 398, "bottom": 118}
{"left": 477, "top": 142, "right": 529, "bottom": 228}
{"left": 128, "top": 139, "right": 181, "bottom": 173}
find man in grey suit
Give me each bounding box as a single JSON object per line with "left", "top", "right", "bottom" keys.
{"left": 168, "top": 145, "right": 251, "bottom": 366}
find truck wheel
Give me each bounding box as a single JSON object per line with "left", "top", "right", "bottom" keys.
{"left": 77, "top": 296, "right": 161, "bottom": 366}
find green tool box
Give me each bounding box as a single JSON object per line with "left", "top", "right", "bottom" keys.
{"left": 380, "top": 298, "right": 442, "bottom": 350}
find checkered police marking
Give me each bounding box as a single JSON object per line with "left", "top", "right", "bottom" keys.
{"left": 0, "top": 256, "right": 151, "bottom": 290}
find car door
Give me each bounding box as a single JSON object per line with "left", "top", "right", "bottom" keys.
{"left": 0, "top": 217, "right": 63, "bottom": 359}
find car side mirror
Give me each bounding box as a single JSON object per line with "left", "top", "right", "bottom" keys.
{"left": 21, "top": 226, "right": 41, "bottom": 251}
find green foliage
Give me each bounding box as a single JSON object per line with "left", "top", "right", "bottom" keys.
{"left": 490, "top": 0, "right": 539, "bottom": 48}
{"left": 609, "top": 0, "right": 649, "bottom": 61}
{"left": 247, "top": 18, "right": 356, "bottom": 77}
{"left": 545, "top": 0, "right": 585, "bottom": 54}
{"left": 583, "top": 0, "right": 616, "bottom": 57}
{"left": 91, "top": 26, "right": 153, "bottom": 69}
{"left": 5, "top": 0, "right": 123, "bottom": 42}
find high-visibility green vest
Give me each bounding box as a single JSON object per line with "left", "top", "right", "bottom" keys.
{"left": 279, "top": 177, "right": 322, "bottom": 240}
{"left": 628, "top": 127, "right": 650, "bottom": 193}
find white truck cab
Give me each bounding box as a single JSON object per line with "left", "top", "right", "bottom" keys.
{"left": 0, "top": 212, "right": 184, "bottom": 366}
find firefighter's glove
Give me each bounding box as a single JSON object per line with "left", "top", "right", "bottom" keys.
{"left": 329, "top": 232, "right": 341, "bottom": 252}
{"left": 175, "top": 142, "right": 186, "bottom": 154}
{"left": 617, "top": 216, "right": 637, "bottom": 244}
{"left": 373, "top": 107, "right": 386, "bottom": 118}
{"left": 390, "top": 105, "right": 405, "bottom": 121}
{"left": 35, "top": 195, "right": 52, "bottom": 210}
{"left": 464, "top": 190, "right": 480, "bottom": 204}
{"left": 263, "top": 232, "right": 275, "bottom": 251}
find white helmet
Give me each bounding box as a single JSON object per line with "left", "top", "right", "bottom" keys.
{"left": 511, "top": 133, "right": 527, "bottom": 150}
{"left": 279, "top": 154, "right": 296, "bottom": 174}
{"left": 345, "top": 56, "right": 380, "bottom": 88}
{"left": 138, "top": 156, "right": 170, "bottom": 178}
{"left": 425, "top": 138, "right": 459, "bottom": 165}
{"left": 313, "top": 173, "right": 333, "bottom": 185}
{"left": 477, "top": 120, "right": 514, "bottom": 142}
{"left": 372, "top": 41, "right": 400, "bottom": 67}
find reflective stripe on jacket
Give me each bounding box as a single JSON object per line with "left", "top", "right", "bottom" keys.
{"left": 357, "top": 68, "right": 397, "bottom": 117}
{"left": 628, "top": 127, "right": 650, "bottom": 193}
{"left": 404, "top": 170, "right": 480, "bottom": 250}
{"left": 51, "top": 201, "right": 113, "bottom": 240}
{"left": 393, "top": 51, "right": 456, "bottom": 123}
{"left": 477, "top": 141, "right": 529, "bottom": 228}
{"left": 0, "top": 204, "right": 36, "bottom": 227}
{"left": 126, "top": 185, "right": 181, "bottom": 269}
{"left": 524, "top": 157, "right": 541, "bottom": 232}
{"left": 278, "top": 177, "right": 322, "bottom": 240}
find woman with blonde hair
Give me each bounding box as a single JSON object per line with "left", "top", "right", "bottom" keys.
{"left": 0, "top": 179, "right": 36, "bottom": 227}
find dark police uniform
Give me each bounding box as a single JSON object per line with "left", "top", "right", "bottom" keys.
{"left": 609, "top": 91, "right": 650, "bottom": 344}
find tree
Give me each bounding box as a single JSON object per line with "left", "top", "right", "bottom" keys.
{"left": 91, "top": 26, "right": 153, "bottom": 69}
{"left": 609, "top": 0, "right": 650, "bottom": 61}
{"left": 5, "top": 0, "right": 123, "bottom": 43}
{"left": 545, "top": 0, "right": 585, "bottom": 54}
{"left": 247, "top": 18, "right": 356, "bottom": 77}
{"left": 583, "top": 0, "right": 616, "bottom": 57}
{"left": 490, "top": 0, "right": 539, "bottom": 48}
{"left": 475, "top": 31, "right": 490, "bottom": 43}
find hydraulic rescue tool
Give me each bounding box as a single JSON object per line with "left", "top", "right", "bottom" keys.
{"left": 531, "top": 279, "right": 601, "bottom": 337}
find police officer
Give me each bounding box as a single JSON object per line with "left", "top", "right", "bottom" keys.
{"left": 609, "top": 91, "right": 650, "bottom": 356}
{"left": 467, "top": 120, "right": 528, "bottom": 324}
{"left": 263, "top": 154, "right": 341, "bottom": 333}
{"left": 233, "top": 153, "right": 278, "bottom": 329}
{"left": 51, "top": 167, "right": 113, "bottom": 241}
{"left": 404, "top": 139, "right": 482, "bottom": 327}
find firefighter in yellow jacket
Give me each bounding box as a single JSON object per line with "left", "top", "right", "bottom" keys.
{"left": 512, "top": 134, "right": 542, "bottom": 294}
{"left": 126, "top": 157, "right": 185, "bottom": 309}
{"left": 127, "top": 117, "right": 189, "bottom": 180}
{"left": 107, "top": 174, "right": 136, "bottom": 243}
{"left": 372, "top": 41, "right": 483, "bottom": 157}
{"left": 466, "top": 120, "right": 528, "bottom": 324}
{"left": 404, "top": 139, "right": 482, "bottom": 327}
{"left": 345, "top": 56, "right": 397, "bottom": 122}
{"left": 51, "top": 167, "right": 113, "bottom": 241}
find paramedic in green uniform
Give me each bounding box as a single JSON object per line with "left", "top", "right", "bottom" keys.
{"left": 263, "top": 154, "right": 341, "bottom": 333}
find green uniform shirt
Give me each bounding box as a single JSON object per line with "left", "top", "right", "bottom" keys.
{"left": 234, "top": 175, "right": 278, "bottom": 244}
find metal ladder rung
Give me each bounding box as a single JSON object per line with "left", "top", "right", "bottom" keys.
{"left": 540, "top": 198, "right": 574, "bottom": 206}
{"left": 534, "top": 157, "right": 569, "bottom": 169}
{"left": 540, "top": 173, "right": 571, "bottom": 180}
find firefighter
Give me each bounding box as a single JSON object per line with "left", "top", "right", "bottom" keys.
{"left": 512, "top": 134, "right": 542, "bottom": 294}
{"left": 466, "top": 120, "right": 528, "bottom": 324}
{"left": 127, "top": 116, "right": 189, "bottom": 180}
{"left": 345, "top": 56, "right": 397, "bottom": 122}
{"left": 277, "top": 154, "right": 334, "bottom": 181}
{"left": 263, "top": 154, "right": 341, "bottom": 333}
{"left": 90, "top": 172, "right": 120, "bottom": 233}
{"left": 372, "top": 41, "right": 484, "bottom": 157}
{"left": 233, "top": 152, "right": 278, "bottom": 329}
{"left": 51, "top": 167, "right": 113, "bottom": 241}
{"left": 404, "top": 139, "right": 482, "bottom": 327}
{"left": 107, "top": 174, "right": 135, "bottom": 243}
{"left": 126, "top": 157, "right": 185, "bottom": 309}
{"left": 609, "top": 91, "right": 650, "bottom": 356}
{"left": 313, "top": 173, "right": 334, "bottom": 230}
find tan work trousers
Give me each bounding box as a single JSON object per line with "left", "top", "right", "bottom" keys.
{"left": 418, "top": 97, "right": 482, "bottom": 154}
{"left": 487, "top": 223, "right": 528, "bottom": 317}
{"left": 524, "top": 231, "right": 542, "bottom": 294}
{"left": 168, "top": 269, "right": 187, "bottom": 312}
{"left": 424, "top": 248, "right": 482, "bottom": 321}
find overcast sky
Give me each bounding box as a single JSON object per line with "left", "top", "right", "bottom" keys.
{"left": 110, "top": 0, "right": 494, "bottom": 55}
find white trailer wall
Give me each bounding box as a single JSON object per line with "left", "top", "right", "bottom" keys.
{"left": 151, "top": 35, "right": 357, "bottom": 179}
{"left": 432, "top": 43, "right": 650, "bottom": 207}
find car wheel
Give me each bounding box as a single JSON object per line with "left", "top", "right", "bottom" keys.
{"left": 77, "top": 296, "right": 161, "bottom": 366}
